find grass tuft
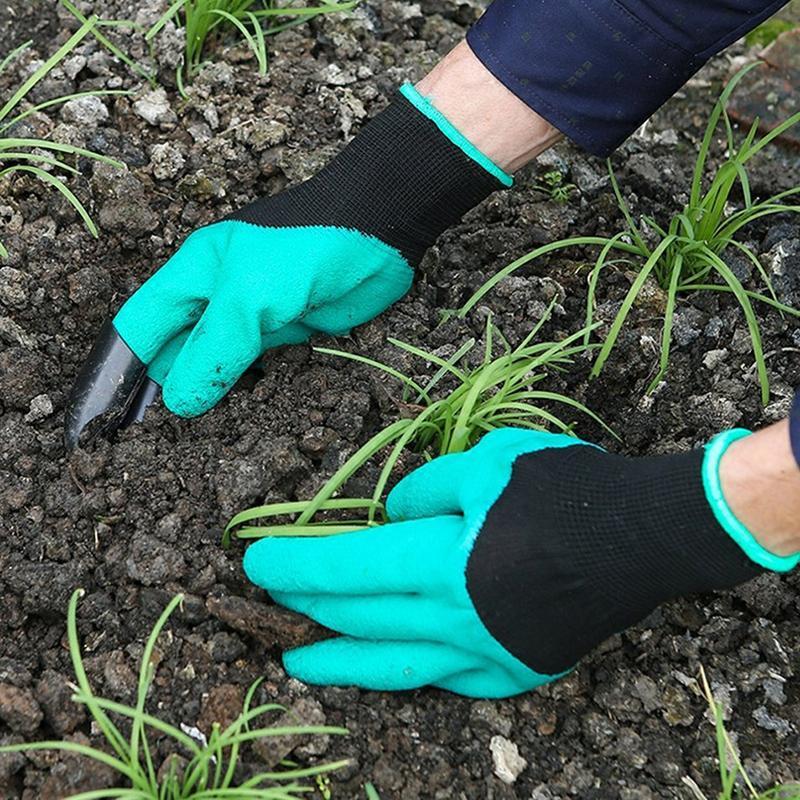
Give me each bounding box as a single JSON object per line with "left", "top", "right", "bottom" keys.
{"left": 0, "top": 18, "right": 127, "bottom": 258}
{"left": 225, "top": 304, "right": 609, "bottom": 542}
{"left": 147, "top": 0, "right": 361, "bottom": 86}
{"left": 0, "top": 589, "right": 348, "bottom": 799}
{"left": 460, "top": 65, "right": 800, "bottom": 405}
{"left": 682, "top": 667, "right": 800, "bottom": 800}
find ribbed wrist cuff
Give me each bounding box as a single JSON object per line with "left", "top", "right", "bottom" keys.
{"left": 702, "top": 429, "right": 800, "bottom": 573}
{"left": 399, "top": 84, "right": 514, "bottom": 187}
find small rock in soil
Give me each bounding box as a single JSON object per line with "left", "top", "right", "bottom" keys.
{"left": 252, "top": 696, "right": 329, "bottom": 766}
{"left": 60, "top": 95, "right": 109, "bottom": 127}
{"left": 0, "top": 683, "right": 43, "bottom": 734}
{"left": 490, "top": 735, "right": 527, "bottom": 784}
{"left": 133, "top": 87, "right": 178, "bottom": 127}
{"left": 752, "top": 706, "right": 792, "bottom": 737}
{"left": 198, "top": 683, "right": 244, "bottom": 734}
{"left": 206, "top": 594, "right": 323, "bottom": 649}
{"left": 36, "top": 670, "right": 85, "bottom": 735}
{"left": 126, "top": 534, "right": 187, "bottom": 585}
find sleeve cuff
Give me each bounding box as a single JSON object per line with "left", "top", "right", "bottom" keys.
{"left": 466, "top": 0, "right": 789, "bottom": 158}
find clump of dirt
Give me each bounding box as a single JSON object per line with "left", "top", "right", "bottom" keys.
{"left": 0, "top": 2, "right": 799, "bottom": 798}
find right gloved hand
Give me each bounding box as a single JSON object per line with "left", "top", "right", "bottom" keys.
{"left": 65, "top": 84, "right": 511, "bottom": 447}
{"left": 244, "top": 427, "right": 799, "bottom": 698}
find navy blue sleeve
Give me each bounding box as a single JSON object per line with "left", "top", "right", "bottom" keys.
{"left": 466, "top": 0, "right": 789, "bottom": 157}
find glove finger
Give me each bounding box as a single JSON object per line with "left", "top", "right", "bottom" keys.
{"left": 243, "top": 516, "right": 463, "bottom": 596}
{"left": 270, "top": 591, "right": 472, "bottom": 642}
{"left": 146, "top": 328, "right": 192, "bottom": 386}
{"left": 113, "top": 230, "right": 218, "bottom": 365}
{"left": 301, "top": 268, "right": 412, "bottom": 335}
{"left": 433, "top": 668, "right": 539, "bottom": 699}
{"left": 283, "top": 637, "right": 470, "bottom": 691}
{"left": 259, "top": 321, "right": 314, "bottom": 351}
{"left": 161, "top": 297, "right": 262, "bottom": 417}
{"left": 385, "top": 450, "right": 474, "bottom": 522}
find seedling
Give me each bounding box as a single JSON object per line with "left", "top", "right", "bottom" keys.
{"left": 532, "top": 170, "right": 576, "bottom": 204}
{"left": 461, "top": 65, "right": 800, "bottom": 404}
{"left": 147, "top": 0, "right": 361, "bottom": 87}
{"left": 0, "top": 589, "right": 348, "bottom": 799}
{"left": 225, "top": 305, "right": 609, "bottom": 541}
{"left": 682, "top": 667, "right": 800, "bottom": 800}
{"left": 0, "top": 18, "right": 127, "bottom": 258}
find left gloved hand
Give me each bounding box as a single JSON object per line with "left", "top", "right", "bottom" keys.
{"left": 244, "top": 427, "right": 797, "bottom": 698}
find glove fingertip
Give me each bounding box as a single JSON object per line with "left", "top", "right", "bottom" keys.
{"left": 282, "top": 644, "right": 320, "bottom": 682}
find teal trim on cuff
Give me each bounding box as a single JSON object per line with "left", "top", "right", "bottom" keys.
{"left": 702, "top": 429, "right": 800, "bottom": 573}
{"left": 400, "top": 83, "right": 514, "bottom": 188}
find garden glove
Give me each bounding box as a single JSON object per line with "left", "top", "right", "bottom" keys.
{"left": 244, "top": 427, "right": 800, "bottom": 698}
{"left": 65, "top": 85, "right": 512, "bottom": 448}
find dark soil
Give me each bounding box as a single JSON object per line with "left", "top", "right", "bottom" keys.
{"left": 1, "top": 2, "right": 799, "bottom": 798}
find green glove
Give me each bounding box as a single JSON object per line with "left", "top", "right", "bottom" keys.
{"left": 64, "top": 85, "right": 511, "bottom": 443}
{"left": 244, "top": 427, "right": 798, "bottom": 698}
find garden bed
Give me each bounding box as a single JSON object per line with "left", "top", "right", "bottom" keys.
{"left": 0, "top": 1, "right": 799, "bottom": 797}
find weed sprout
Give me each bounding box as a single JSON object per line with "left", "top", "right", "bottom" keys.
{"left": 0, "top": 17, "right": 127, "bottom": 258}
{"left": 147, "top": 0, "right": 361, "bottom": 88}
{"left": 225, "top": 304, "right": 609, "bottom": 542}
{"left": 0, "top": 590, "right": 348, "bottom": 799}
{"left": 682, "top": 667, "right": 800, "bottom": 800}
{"left": 461, "top": 65, "right": 800, "bottom": 404}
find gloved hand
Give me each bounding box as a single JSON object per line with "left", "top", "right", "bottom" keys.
{"left": 65, "top": 84, "right": 511, "bottom": 447}
{"left": 244, "top": 427, "right": 799, "bottom": 698}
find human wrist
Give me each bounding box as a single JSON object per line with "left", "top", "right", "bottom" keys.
{"left": 716, "top": 421, "right": 800, "bottom": 564}
{"left": 416, "top": 41, "right": 562, "bottom": 173}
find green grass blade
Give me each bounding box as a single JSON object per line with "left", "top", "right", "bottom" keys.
{"left": 65, "top": 591, "right": 131, "bottom": 761}
{"left": 297, "top": 419, "right": 412, "bottom": 524}
{"left": 0, "top": 739, "right": 138, "bottom": 784}
{"left": 415, "top": 337, "right": 475, "bottom": 401}
{"left": 248, "top": 11, "right": 268, "bottom": 74}
{"left": 146, "top": 0, "right": 186, "bottom": 40}
{"left": 129, "top": 594, "right": 184, "bottom": 785}
{"left": 59, "top": 1, "right": 156, "bottom": 86}
{"left": 647, "top": 251, "right": 682, "bottom": 394}
{"left": 0, "top": 40, "right": 32, "bottom": 76}
{"left": 607, "top": 159, "right": 649, "bottom": 253}
{"left": 591, "top": 235, "right": 677, "bottom": 378}
{"left": 314, "top": 346, "right": 430, "bottom": 402}
{"left": 0, "top": 138, "right": 124, "bottom": 168}
{"left": 386, "top": 338, "right": 469, "bottom": 384}
{"left": 0, "top": 152, "right": 80, "bottom": 174}
{"left": 1, "top": 165, "right": 98, "bottom": 237}
{"left": 459, "top": 236, "right": 639, "bottom": 317}
{"left": 0, "top": 89, "right": 129, "bottom": 134}
{"left": 0, "top": 14, "right": 97, "bottom": 124}
{"left": 583, "top": 232, "right": 628, "bottom": 345}
{"left": 696, "top": 247, "right": 769, "bottom": 404}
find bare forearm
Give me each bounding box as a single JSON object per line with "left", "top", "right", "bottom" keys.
{"left": 720, "top": 419, "right": 800, "bottom": 557}
{"left": 416, "top": 42, "right": 561, "bottom": 173}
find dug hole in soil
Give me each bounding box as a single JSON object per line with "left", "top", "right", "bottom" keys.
{"left": 1, "top": 1, "right": 799, "bottom": 798}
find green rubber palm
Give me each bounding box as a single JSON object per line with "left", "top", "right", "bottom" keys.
{"left": 244, "top": 428, "right": 579, "bottom": 697}
{"left": 114, "top": 222, "right": 412, "bottom": 416}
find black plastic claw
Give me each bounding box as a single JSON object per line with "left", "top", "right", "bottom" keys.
{"left": 64, "top": 319, "right": 154, "bottom": 450}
